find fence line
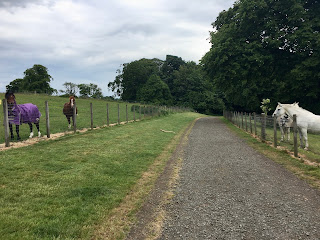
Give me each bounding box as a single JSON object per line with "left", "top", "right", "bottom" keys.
{"left": 224, "top": 110, "right": 299, "bottom": 157}
{"left": 2, "top": 99, "right": 191, "bottom": 147}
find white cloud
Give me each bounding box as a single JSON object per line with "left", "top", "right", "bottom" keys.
{"left": 0, "top": 0, "right": 235, "bottom": 95}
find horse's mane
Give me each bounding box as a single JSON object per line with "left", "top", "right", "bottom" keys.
{"left": 282, "top": 103, "right": 315, "bottom": 116}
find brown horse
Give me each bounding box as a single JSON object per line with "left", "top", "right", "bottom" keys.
{"left": 63, "top": 96, "right": 78, "bottom": 128}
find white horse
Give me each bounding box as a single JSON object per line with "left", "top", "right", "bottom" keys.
{"left": 273, "top": 102, "right": 320, "bottom": 150}
{"left": 272, "top": 103, "right": 300, "bottom": 141}
{"left": 276, "top": 112, "right": 293, "bottom": 141}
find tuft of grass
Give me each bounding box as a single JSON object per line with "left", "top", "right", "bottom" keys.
{"left": 0, "top": 112, "right": 203, "bottom": 240}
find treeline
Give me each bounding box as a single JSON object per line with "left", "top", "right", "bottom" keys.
{"left": 6, "top": 64, "right": 57, "bottom": 95}
{"left": 110, "top": 0, "right": 319, "bottom": 114}
{"left": 201, "top": 0, "right": 320, "bottom": 113}
{"left": 108, "top": 55, "right": 225, "bottom": 114}
{"left": 6, "top": 64, "right": 106, "bottom": 99}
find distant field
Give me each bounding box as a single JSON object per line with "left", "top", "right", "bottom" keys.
{"left": 0, "top": 111, "right": 204, "bottom": 239}
{"left": 0, "top": 93, "right": 154, "bottom": 143}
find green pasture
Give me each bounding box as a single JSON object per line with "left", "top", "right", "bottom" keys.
{"left": 0, "top": 111, "right": 203, "bottom": 239}
{"left": 0, "top": 93, "right": 160, "bottom": 143}
{"left": 231, "top": 115, "right": 320, "bottom": 163}
{"left": 257, "top": 123, "right": 320, "bottom": 163}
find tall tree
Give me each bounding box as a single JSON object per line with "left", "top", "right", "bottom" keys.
{"left": 173, "top": 62, "right": 224, "bottom": 114}
{"left": 60, "top": 82, "right": 78, "bottom": 96}
{"left": 202, "top": 0, "right": 320, "bottom": 112}
{"left": 108, "top": 58, "right": 163, "bottom": 101}
{"left": 6, "top": 78, "right": 24, "bottom": 93}
{"left": 137, "top": 75, "right": 172, "bottom": 105}
{"left": 6, "top": 64, "right": 56, "bottom": 94}
{"left": 78, "top": 83, "right": 103, "bottom": 98}
{"left": 161, "top": 55, "right": 186, "bottom": 90}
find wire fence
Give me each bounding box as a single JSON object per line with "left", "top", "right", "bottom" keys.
{"left": 223, "top": 110, "right": 320, "bottom": 162}
{"left": 1, "top": 98, "right": 191, "bottom": 147}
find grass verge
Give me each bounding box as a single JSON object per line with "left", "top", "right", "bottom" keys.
{"left": 0, "top": 112, "right": 203, "bottom": 240}
{"left": 222, "top": 118, "right": 320, "bottom": 189}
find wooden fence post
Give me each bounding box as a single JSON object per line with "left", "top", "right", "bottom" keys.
{"left": 133, "top": 106, "right": 136, "bottom": 122}
{"left": 237, "top": 112, "right": 240, "bottom": 127}
{"left": 45, "top": 101, "right": 50, "bottom": 138}
{"left": 249, "top": 113, "right": 252, "bottom": 133}
{"left": 254, "top": 113, "right": 257, "bottom": 135}
{"left": 293, "top": 114, "right": 298, "bottom": 157}
{"left": 261, "top": 113, "right": 266, "bottom": 142}
{"left": 73, "top": 102, "right": 77, "bottom": 133}
{"left": 241, "top": 112, "right": 244, "bottom": 129}
{"left": 118, "top": 104, "right": 120, "bottom": 124}
{"left": 126, "top": 104, "right": 128, "bottom": 123}
{"left": 139, "top": 105, "right": 141, "bottom": 120}
{"left": 90, "top": 103, "right": 93, "bottom": 130}
{"left": 2, "top": 99, "right": 10, "bottom": 147}
{"left": 106, "top": 103, "right": 109, "bottom": 126}
{"left": 245, "top": 112, "right": 248, "bottom": 132}
{"left": 273, "top": 116, "right": 277, "bottom": 148}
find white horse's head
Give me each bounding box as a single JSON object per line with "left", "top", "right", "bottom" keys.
{"left": 272, "top": 102, "right": 286, "bottom": 118}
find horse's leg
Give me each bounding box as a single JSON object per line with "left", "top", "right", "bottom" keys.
{"left": 301, "top": 128, "right": 308, "bottom": 150}
{"left": 9, "top": 123, "right": 14, "bottom": 140}
{"left": 287, "top": 127, "right": 291, "bottom": 141}
{"left": 16, "top": 125, "right": 21, "bottom": 140}
{"left": 279, "top": 125, "right": 284, "bottom": 141}
{"left": 28, "top": 123, "right": 34, "bottom": 138}
{"left": 35, "top": 122, "right": 41, "bottom": 137}
{"left": 298, "top": 128, "right": 303, "bottom": 148}
{"left": 67, "top": 116, "right": 71, "bottom": 129}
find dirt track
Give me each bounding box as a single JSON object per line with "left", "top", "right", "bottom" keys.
{"left": 127, "top": 117, "right": 320, "bottom": 239}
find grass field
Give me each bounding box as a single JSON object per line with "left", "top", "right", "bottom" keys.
{"left": 0, "top": 111, "right": 203, "bottom": 240}
{"left": 230, "top": 114, "right": 320, "bottom": 163}
{"left": 0, "top": 93, "right": 166, "bottom": 144}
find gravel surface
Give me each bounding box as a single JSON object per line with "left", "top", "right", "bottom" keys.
{"left": 158, "top": 117, "right": 320, "bottom": 240}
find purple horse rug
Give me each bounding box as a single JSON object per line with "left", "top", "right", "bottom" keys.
{"left": 8, "top": 103, "right": 41, "bottom": 125}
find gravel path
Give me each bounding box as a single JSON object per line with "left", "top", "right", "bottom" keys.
{"left": 158, "top": 117, "right": 320, "bottom": 240}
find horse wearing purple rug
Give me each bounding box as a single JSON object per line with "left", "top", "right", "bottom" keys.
{"left": 5, "top": 92, "right": 41, "bottom": 140}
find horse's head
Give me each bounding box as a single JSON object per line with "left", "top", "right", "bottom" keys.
{"left": 5, "top": 91, "right": 16, "bottom": 105}
{"left": 272, "top": 102, "right": 286, "bottom": 118}
{"left": 69, "top": 96, "right": 75, "bottom": 108}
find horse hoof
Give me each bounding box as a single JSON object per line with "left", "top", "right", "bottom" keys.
{"left": 38, "top": 132, "right": 41, "bottom": 138}
{"left": 29, "top": 132, "right": 34, "bottom": 138}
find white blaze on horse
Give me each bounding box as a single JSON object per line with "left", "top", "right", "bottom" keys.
{"left": 273, "top": 102, "right": 320, "bottom": 150}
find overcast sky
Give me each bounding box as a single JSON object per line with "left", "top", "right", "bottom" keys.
{"left": 0, "top": 0, "right": 235, "bottom": 96}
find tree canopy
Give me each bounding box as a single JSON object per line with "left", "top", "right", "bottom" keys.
{"left": 108, "top": 55, "right": 225, "bottom": 114}
{"left": 6, "top": 64, "right": 56, "bottom": 94}
{"left": 202, "top": 0, "right": 320, "bottom": 113}
{"left": 108, "top": 58, "right": 163, "bottom": 102}
{"left": 137, "top": 74, "right": 172, "bottom": 105}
